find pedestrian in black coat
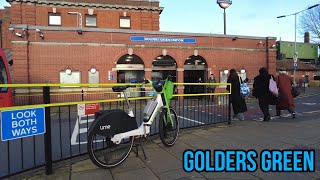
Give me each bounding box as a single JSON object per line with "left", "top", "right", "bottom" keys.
{"left": 252, "top": 67, "right": 273, "bottom": 121}
{"left": 226, "top": 69, "right": 247, "bottom": 120}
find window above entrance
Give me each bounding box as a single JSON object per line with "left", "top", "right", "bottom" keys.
{"left": 153, "top": 55, "right": 176, "bottom": 67}
{"left": 117, "top": 54, "right": 144, "bottom": 64}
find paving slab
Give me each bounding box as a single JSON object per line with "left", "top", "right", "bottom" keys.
{"left": 157, "top": 168, "right": 204, "bottom": 180}
{"left": 249, "top": 169, "right": 316, "bottom": 180}
{"left": 26, "top": 167, "right": 70, "bottom": 180}
{"left": 71, "top": 158, "right": 100, "bottom": 173}
{"left": 142, "top": 154, "right": 181, "bottom": 174}
{"left": 201, "top": 171, "right": 260, "bottom": 180}
{"left": 110, "top": 156, "right": 147, "bottom": 174}
{"left": 112, "top": 167, "right": 158, "bottom": 180}
{"left": 70, "top": 168, "right": 112, "bottom": 180}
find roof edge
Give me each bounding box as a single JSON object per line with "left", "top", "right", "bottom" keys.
{"left": 10, "top": 24, "right": 277, "bottom": 40}
{"left": 7, "top": 0, "right": 163, "bottom": 13}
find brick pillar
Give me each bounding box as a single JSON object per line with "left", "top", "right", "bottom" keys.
{"left": 144, "top": 67, "right": 152, "bottom": 79}
{"left": 266, "top": 37, "right": 277, "bottom": 75}
{"left": 177, "top": 68, "right": 184, "bottom": 95}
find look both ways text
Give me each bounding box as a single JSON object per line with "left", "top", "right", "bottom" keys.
{"left": 183, "top": 149, "right": 315, "bottom": 172}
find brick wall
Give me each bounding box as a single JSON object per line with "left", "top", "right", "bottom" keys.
{"left": 5, "top": 1, "right": 276, "bottom": 84}
{"left": 0, "top": 7, "right": 11, "bottom": 49}
{"left": 9, "top": 4, "right": 160, "bottom": 31}
{"left": 9, "top": 31, "right": 276, "bottom": 84}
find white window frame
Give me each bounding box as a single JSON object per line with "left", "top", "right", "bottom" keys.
{"left": 120, "top": 16, "right": 131, "bottom": 29}
{"left": 85, "top": 14, "right": 97, "bottom": 27}
{"left": 59, "top": 71, "right": 81, "bottom": 87}
{"left": 49, "top": 13, "right": 61, "bottom": 26}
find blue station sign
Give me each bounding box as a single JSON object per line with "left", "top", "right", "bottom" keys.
{"left": 1, "top": 107, "right": 46, "bottom": 141}
{"left": 130, "top": 36, "right": 196, "bottom": 43}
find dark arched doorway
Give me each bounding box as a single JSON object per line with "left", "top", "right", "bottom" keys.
{"left": 184, "top": 55, "right": 208, "bottom": 94}
{"left": 116, "top": 54, "right": 145, "bottom": 83}
{"left": 152, "top": 55, "right": 177, "bottom": 82}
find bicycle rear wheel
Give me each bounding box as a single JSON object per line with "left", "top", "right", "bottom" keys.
{"left": 87, "top": 132, "right": 134, "bottom": 168}
{"left": 159, "top": 107, "right": 179, "bottom": 147}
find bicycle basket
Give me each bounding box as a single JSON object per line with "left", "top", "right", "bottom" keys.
{"left": 163, "top": 80, "right": 174, "bottom": 101}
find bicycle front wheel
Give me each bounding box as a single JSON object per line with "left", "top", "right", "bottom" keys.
{"left": 87, "top": 132, "right": 134, "bottom": 168}
{"left": 159, "top": 107, "right": 179, "bottom": 147}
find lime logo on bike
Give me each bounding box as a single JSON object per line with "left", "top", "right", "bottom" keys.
{"left": 100, "top": 125, "right": 111, "bottom": 130}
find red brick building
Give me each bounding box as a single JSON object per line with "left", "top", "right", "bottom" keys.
{"left": 1, "top": 0, "right": 276, "bottom": 94}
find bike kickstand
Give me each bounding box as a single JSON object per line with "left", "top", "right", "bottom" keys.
{"left": 140, "top": 144, "right": 147, "bottom": 160}
{"left": 133, "top": 138, "right": 147, "bottom": 160}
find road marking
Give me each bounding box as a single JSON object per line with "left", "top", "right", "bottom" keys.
{"left": 178, "top": 116, "right": 205, "bottom": 125}
{"left": 71, "top": 116, "right": 95, "bottom": 145}
{"left": 303, "top": 110, "right": 320, "bottom": 114}
{"left": 71, "top": 117, "right": 80, "bottom": 145}
{"left": 183, "top": 104, "right": 217, "bottom": 108}
{"left": 79, "top": 119, "right": 94, "bottom": 124}
{"left": 301, "top": 103, "right": 317, "bottom": 105}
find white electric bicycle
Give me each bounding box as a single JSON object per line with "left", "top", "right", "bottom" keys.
{"left": 87, "top": 77, "right": 179, "bottom": 168}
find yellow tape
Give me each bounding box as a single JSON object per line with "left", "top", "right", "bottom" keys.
{"left": 0, "top": 96, "right": 154, "bottom": 111}
{"left": 173, "top": 92, "right": 231, "bottom": 97}
{"left": 0, "top": 91, "right": 231, "bottom": 111}
{"left": 0, "top": 83, "right": 231, "bottom": 88}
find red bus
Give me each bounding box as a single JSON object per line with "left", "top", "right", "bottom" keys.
{"left": 0, "top": 48, "right": 13, "bottom": 107}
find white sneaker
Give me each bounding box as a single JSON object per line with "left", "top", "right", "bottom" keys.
{"left": 237, "top": 113, "right": 245, "bottom": 121}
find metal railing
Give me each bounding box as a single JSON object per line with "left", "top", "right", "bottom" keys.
{"left": 0, "top": 83, "right": 231, "bottom": 178}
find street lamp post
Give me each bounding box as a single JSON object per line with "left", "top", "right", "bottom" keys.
{"left": 217, "top": 0, "right": 232, "bottom": 35}
{"left": 277, "top": 4, "right": 319, "bottom": 85}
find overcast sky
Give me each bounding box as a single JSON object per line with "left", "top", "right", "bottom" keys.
{"left": 1, "top": 0, "right": 319, "bottom": 42}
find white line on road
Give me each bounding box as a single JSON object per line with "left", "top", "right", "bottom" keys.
{"left": 178, "top": 116, "right": 205, "bottom": 125}
{"left": 71, "top": 116, "right": 95, "bottom": 145}
{"left": 301, "top": 103, "right": 317, "bottom": 105}
{"left": 70, "top": 117, "right": 80, "bottom": 145}
{"left": 183, "top": 104, "right": 217, "bottom": 108}
{"left": 79, "top": 119, "right": 94, "bottom": 124}
{"left": 303, "top": 110, "right": 320, "bottom": 114}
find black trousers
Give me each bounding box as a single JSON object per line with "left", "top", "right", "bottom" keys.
{"left": 258, "top": 96, "right": 270, "bottom": 120}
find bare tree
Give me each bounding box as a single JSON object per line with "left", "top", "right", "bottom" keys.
{"left": 299, "top": 5, "right": 320, "bottom": 43}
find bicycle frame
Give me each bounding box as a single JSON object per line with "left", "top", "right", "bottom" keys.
{"left": 111, "top": 93, "right": 163, "bottom": 144}
{"left": 110, "top": 79, "right": 174, "bottom": 144}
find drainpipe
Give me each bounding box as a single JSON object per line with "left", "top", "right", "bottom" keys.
{"left": 266, "top": 37, "right": 269, "bottom": 71}
{"left": 26, "top": 25, "right": 31, "bottom": 104}
{"left": 0, "top": 20, "right": 2, "bottom": 48}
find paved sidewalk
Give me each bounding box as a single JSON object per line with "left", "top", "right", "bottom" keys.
{"left": 9, "top": 112, "right": 320, "bottom": 180}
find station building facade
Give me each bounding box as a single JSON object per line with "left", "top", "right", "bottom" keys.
{"left": 1, "top": 0, "right": 276, "bottom": 94}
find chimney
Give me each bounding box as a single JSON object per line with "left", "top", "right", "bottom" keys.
{"left": 304, "top": 32, "right": 310, "bottom": 43}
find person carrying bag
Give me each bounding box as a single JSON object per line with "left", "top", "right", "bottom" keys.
{"left": 239, "top": 76, "right": 250, "bottom": 99}
{"left": 269, "top": 75, "right": 280, "bottom": 105}
{"left": 252, "top": 67, "right": 273, "bottom": 121}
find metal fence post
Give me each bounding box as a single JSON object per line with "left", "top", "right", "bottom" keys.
{"left": 43, "top": 86, "right": 52, "bottom": 175}
{"left": 81, "top": 89, "right": 84, "bottom": 101}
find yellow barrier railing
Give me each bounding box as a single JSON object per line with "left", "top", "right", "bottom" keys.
{"left": 0, "top": 82, "right": 229, "bottom": 88}
{"left": 0, "top": 83, "right": 231, "bottom": 111}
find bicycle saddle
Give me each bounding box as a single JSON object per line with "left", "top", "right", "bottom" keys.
{"left": 112, "top": 86, "right": 128, "bottom": 92}
{"left": 153, "top": 80, "right": 165, "bottom": 92}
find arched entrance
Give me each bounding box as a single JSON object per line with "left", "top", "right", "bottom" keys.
{"left": 152, "top": 55, "right": 177, "bottom": 82}
{"left": 184, "top": 55, "right": 208, "bottom": 94}
{"left": 116, "top": 54, "right": 145, "bottom": 83}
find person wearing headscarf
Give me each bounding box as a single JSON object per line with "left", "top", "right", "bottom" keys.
{"left": 252, "top": 67, "right": 273, "bottom": 121}
{"left": 226, "top": 69, "right": 247, "bottom": 120}
{"left": 276, "top": 68, "right": 296, "bottom": 118}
